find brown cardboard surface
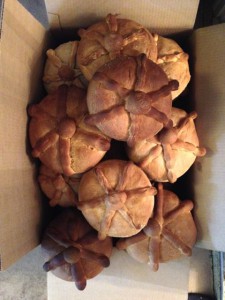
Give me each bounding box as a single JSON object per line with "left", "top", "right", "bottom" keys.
{"left": 0, "top": 0, "right": 49, "bottom": 270}
{"left": 45, "top": 0, "right": 199, "bottom": 35}
{"left": 191, "top": 24, "right": 225, "bottom": 251}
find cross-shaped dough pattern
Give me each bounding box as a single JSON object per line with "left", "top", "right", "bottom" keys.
{"left": 116, "top": 183, "right": 196, "bottom": 271}
{"left": 77, "top": 14, "right": 157, "bottom": 80}
{"left": 139, "top": 110, "right": 206, "bottom": 182}
{"left": 28, "top": 85, "right": 110, "bottom": 175}
{"left": 78, "top": 161, "right": 156, "bottom": 240}
{"left": 85, "top": 54, "right": 179, "bottom": 146}
{"left": 38, "top": 164, "right": 80, "bottom": 207}
{"left": 43, "top": 41, "right": 87, "bottom": 92}
{"left": 42, "top": 210, "right": 112, "bottom": 290}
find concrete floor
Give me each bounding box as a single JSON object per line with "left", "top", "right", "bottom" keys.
{"left": 0, "top": 246, "right": 46, "bottom": 300}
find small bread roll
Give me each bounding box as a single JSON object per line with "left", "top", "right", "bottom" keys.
{"left": 43, "top": 41, "right": 88, "bottom": 93}
{"left": 78, "top": 159, "right": 156, "bottom": 240}
{"left": 116, "top": 183, "right": 197, "bottom": 271}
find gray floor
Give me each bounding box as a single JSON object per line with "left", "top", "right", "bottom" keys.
{"left": 0, "top": 246, "right": 47, "bottom": 300}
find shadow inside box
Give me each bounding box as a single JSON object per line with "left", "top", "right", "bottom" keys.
{"left": 102, "top": 139, "right": 128, "bottom": 161}
{"left": 188, "top": 293, "right": 216, "bottom": 300}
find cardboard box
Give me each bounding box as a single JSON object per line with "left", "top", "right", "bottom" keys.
{"left": 0, "top": 0, "right": 224, "bottom": 288}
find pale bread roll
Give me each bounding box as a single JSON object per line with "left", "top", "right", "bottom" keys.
{"left": 43, "top": 41, "right": 88, "bottom": 93}
{"left": 78, "top": 160, "right": 156, "bottom": 240}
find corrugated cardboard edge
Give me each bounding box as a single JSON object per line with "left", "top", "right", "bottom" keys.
{"left": 45, "top": 0, "right": 199, "bottom": 35}
{"left": 190, "top": 23, "right": 225, "bottom": 252}
{"left": 0, "top": 0, "right": 51, "bottom": 270}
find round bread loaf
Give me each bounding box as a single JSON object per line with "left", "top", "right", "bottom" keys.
{"left": 116, "top": 183, "right": 197, "bottom": 271}
{"left": 78, "top": 159, "right": 156, "bottom": 240}
{"left": 85, "top": 54, "right": 178, "bottom": 146}
{"left": 127, "top": 107, "right": 206, "bottom": 183}
{"left": 28, "top": 85, "right": 111, "bottom": 176}
{"left": 154, "top": 34, "right": 191, "bottom": 100}
{"left": 41, "top": 209, "right": 112, "bottom": 290}
{"left": 77, "top": 14, "right": 157, "bottom": 80}
{"left": 43, "top": 41, "right": 88, "bottom": 93}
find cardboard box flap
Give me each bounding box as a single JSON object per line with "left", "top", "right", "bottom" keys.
{"left": 45, "top": 0, "right": 199, "bottom": 35}
{"left": 0, "top": 0, "right": 48, "bottom": 270}
{"left": 191, "top": 23, "right": 225, "bottom": 251}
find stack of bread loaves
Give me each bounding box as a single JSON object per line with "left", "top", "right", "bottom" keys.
{"left": 28, "top": 14, "right": 206, "bottom": 290}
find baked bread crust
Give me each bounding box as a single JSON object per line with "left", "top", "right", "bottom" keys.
{"left": 86, "top": 54, "right": 178, "bottom": 146}
{"left": 127, "top": 107, "right": 206, "bottom": 182}
{"left": 41, "top": 209, "right": 112, "bottom": 290}
{"left": 154, "top": 34, "right": 191, "bottom": 100}
{"left": 78, "top": 159, "right": 156, "bottom": 239}
{"left": 77, "top": 14, "right": 157, "bottom": 80}
{"left": 43, "top": 41, "right": 88, "bottom": 93}
{"left": 28, "top": 85, "right": 110, "bottom": 175}
{"left": 38, "top": 164, "right": 80, "bottom": 207}
{"left": 116, "top": 183, "right": 197, "bottom": 271}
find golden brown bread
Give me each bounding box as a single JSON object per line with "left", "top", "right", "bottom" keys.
{"left": 43, "top": 41, "right": 88, "bottom": 93}
{"left": 77, "top": 14, "right": 157, "bottom": 80}
{"left": 154, "top": 34, "right": 191, "bottom": 100}
{"left": 116, "top": 183, "right": 197, "bottom": 271}
{"left": 78, "top": 159, "right": 156, "bottom": 240}
{"left": 86, "top": 54, "right": 178, "bottom": 146}
{"left": 38, "top": 164, "right": 81, "bottom": 207}
{"left": 41, "top": 209, "right": 112, "bottom": 290}
{"left": 127, "top": 107, "right": 206, "bottom": 183}
{"left": 28, "top": 85, "right": 111, "bottom": 176}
